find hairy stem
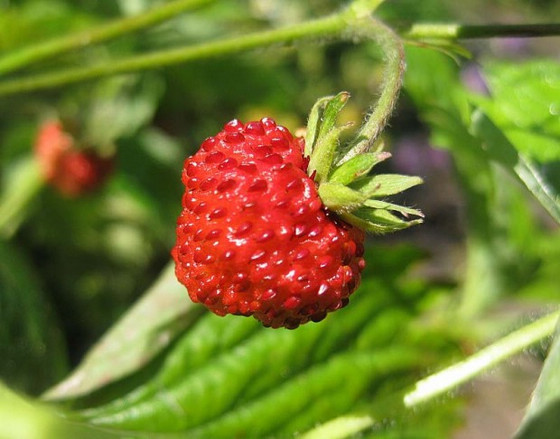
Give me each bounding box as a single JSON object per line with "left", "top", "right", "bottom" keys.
{"left": 304, "top": 310, "right": 559, "bottom": 439}
{"left": 1, "top": 12, "right": 559, "bottom": 97}
{"left": 0, "top": 0, "right": 214, "bottom": 75}
{"left": 404, "top": 310, "right": 560, "bottom": 407}
{"left": 405, "top": 23, "right": 560, "bottom": 40}
{"left": 338, "top": 17, "right": 405, "bottom": 164}
{"left": 300, "top": 415, "right": 375, "bottom": 439}
{"left": 0, "top": 14, "right": 347, "bottom": 97}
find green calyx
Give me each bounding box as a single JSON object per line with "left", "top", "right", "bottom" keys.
{"left": 306, "top": 92, "right": 424, "bottom": 234}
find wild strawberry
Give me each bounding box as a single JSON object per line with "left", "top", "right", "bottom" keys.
{"left": 35, "top": 120, "right": 113, "bottom": 197}
{"left": 173, "top": 93, "right": 424, "bottom": 329}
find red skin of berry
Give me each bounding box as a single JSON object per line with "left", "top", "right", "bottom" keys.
{"left": 172, "top": 118, "right": 365, "bottom": 329}
{"left": 35, "top": 120, "right": 113, "bottom": 197}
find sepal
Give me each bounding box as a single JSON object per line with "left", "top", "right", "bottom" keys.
{"left": 316, "top": 92, "right": 350, "bottom": 143}
{"left": 305, "top": 92, "right": 350, "bottom": 158}
{"left": 305, "top": 92, "right": 425, "bottom": 235}
{"left": 364, "top": 199, "right": 424, "bottom": 219}
{"left": 352, "top": 174, "right": 423, "bottom": 197}
{"left": 308, "top": 123, "right": 354, "bottom": 184}
{"left": 305, "top": 96, "right": 332, "bottom": 157}
{"left": 306, "top": 92, "right": 353, "bottom": 183}
{"left": 342, "top": 206, "right": 423, "bottom": 234}
{"left": 318, "top": 182, "right": 367, "bottom": 212}
{"left": 329, "top": 151, "right": 391, "bottom": 185}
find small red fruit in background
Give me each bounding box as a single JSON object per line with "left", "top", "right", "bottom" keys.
{"left": 35, "top": 120, "right": 113, "bottom": 197}
{"left": 172, "top": 118, "right": 365, "bottom": 329}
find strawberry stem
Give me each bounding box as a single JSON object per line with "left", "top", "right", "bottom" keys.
{"left": 405, "top": 23, "right": 560, "bottom": 40}
{"left": 337, "top": 17, "right": 405, "bottom": 164}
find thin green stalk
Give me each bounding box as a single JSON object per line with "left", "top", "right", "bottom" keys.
{"left": 404, "top": 310, "right": 560, "bottom": 407}
{"left": 348, "top": 0, "right": 387, "bottom": 18}
{"left": 299, "top": 415, "right": 375, "bottom": 439}
{"left": 405, "top": 23, "right": 560, "bottom": 40}
{"left": 1, "top": 15, "right": 559, "bottom": 97}
{"left": 0, "top": 0, "right": 214, "bottom": 75}
{"left": 300, "top": 310, "right": 559, "bottom": 439}
{"left": 0, "top": 14, "right": 347, "bottom": 97}
{"left": 338, "top": 16, "right": 405, "bottom": 164}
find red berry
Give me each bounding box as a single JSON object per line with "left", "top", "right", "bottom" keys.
{"left": 35, "top": 120, "right": 72, "bottom": 181}
{"left": 35, "top": 120, "right": 113, "bottom": 197}
{"left": 172, "top": 118, "right": 365, "bottom": 329}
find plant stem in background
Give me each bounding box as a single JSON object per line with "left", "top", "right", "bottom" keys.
{"left": 0, "top": 0, "right": 215, "bottom": 75}
{"left": 301, "top": 310, "right": 559, "bottom": 439}
{"left": 405, "top": 23, "right": 560, "bottom": 40}
{"left": 300, "top": 415, "right": 375, "bottom": 439}
{"left": 0, "top": 0, "right": 558, "bottom": 98}
{"left": 348, "top": 0, "right": 387, "bottom": 18}
{"left": 0, "top": 0, "right": 387, "bottom": 78}
{"left": 0, "top": 14, "right": 347, "bottom": 97}
{"left": 404, "top": 310, "right": 560, "bottom": 407}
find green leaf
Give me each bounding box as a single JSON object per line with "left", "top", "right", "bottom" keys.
{"left": 76, "top": 313, "right": 260, "bottom": 418}
{"left": 0, "top": 382, "right": 119, "bottom": 439}
{"left": 79, "top": 286, "right": 394, "bottom": 432}
{"left": 0, "top": 241, "right": 67, "bottom": 395}
{"left": 44, "top": 247, "right": 461, "bottom": 437}
{"left": 515, "top": 315, "right": 560, "bottom": 439}
{"left": 6, "top": 242, "right": 463, "bottom": 438}
{"left": 43, "top": 263, "right": 203, "bottom": 401}
{"left": 352, "top": 174, "right": 423, "bottom": 197}
{"left": 188, "top": 348, "right": 420, "bottom": 438}
{"left": 404, "top": 46, "right": 544, "bottom": 317}
{"left": 329, "top": 152, "right": 391, "bottom": 185}
{"left": 0, "top": 156, "right": 43, "bottom": 239}
{"left": 0, "top": 2, "right": 94, "bottom": 52}
{"left": 470, "top": 110, "right": 560, "bottom": 224}
{"left": 318, "top": 182, "right": 367, "bottom": 211}
{"left": 471, "top": 60, "right": 560, "bottom": 163}
{"left": 65, "top": 74, "right": 165, "bottom": 148}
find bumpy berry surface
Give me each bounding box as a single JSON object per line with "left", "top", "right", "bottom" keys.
{"left": 35, "top": 120, "right": 113, "bottom": 197}
{"left": 172, "top": 118, "right": 365, "bottom": 329}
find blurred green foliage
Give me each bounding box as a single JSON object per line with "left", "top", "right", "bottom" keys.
{"left": 0, "top": 241, "right": 67, "bottom": 394}
{"left": 0, "top": 0, "right": 558, "bottom": 438}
